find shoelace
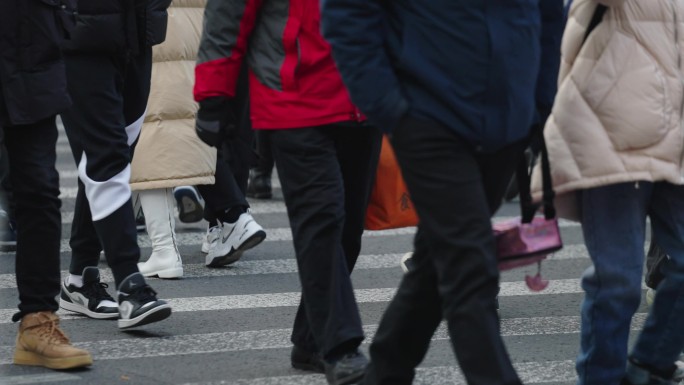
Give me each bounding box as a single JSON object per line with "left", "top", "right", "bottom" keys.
{"left": 35, "top": 318, "right": 70, "bottom": 345}
{"left": 82, "top": 282, "right": 115, "bottom": 303}
{"left": 207, "top": 226, "right": 221, "bottom": 242}
{"left": 129, "top": 285, "right": 159, "bottom": 304}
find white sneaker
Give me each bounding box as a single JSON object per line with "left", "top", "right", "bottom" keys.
{"left": 201, "top": 225, "right": 221, "bottom": 254}
{"left": 205, "top": 212, "right": 266, "bottom": 267}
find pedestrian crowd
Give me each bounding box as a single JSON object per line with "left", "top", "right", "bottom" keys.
{"left": 1, "top": 0, "right": 684, "bottom": 384}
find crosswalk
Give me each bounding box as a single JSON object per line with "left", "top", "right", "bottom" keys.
{"left": 0, "top": 129, "right": 650, "bottom": 385}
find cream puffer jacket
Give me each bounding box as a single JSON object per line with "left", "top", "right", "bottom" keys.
{"left": 532, "top": 0, "right": 684, "bottom": 220}
{"left": 130, "top": 0, "right": 216, "bottom": 191}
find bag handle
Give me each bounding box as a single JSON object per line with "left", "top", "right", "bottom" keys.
{"left": 516, "top": 127, "right": 554, "bottom": 223}
{"left": 516, "top": 3, "right": 608, "bottom": 223}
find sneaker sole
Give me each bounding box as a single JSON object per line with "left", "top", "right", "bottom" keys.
{"left": 327, "top": 370, "right": 365, "bottom": 385}
{"left": 176, "top": 193, "right": 204, "bottom": 223}
{"left": 292, "top": 361, "right": 325, "bottom": 374}
{"left": 60, "top": 298, "right": 119, "bottom": 320}
{"left": 118, "top": 304, "right": 172, "bottom": 329}
{"left": 14, "top": 349, "right": 93, "bottom": 370}
{"left": 139, "top": 266, "right": 184, "bottom": 279}
{"left": 205, "top": 230, "right": 266, "bottom": 267}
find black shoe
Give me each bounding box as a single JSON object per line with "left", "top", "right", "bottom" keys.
{"left": 623, "top": 358, "right": 679, "bottom": 385}
{"left": 291, "top": 345, "right": 324, "bottom": 373}
{"left": 173, "top": 186, "right": 205, "bottom": 223}
{"left": 60, "top": 267, "right": 119, "bottom": 319}
{"left": 324, "top": 351, "right": 368, "bottom": 385}
{"left": 117, "top": 273, "right": 171, "bottom": 329}
{"left": 247, "top": 172, "right": 272, "bottom": 199}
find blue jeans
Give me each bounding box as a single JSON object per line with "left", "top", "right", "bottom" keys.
{"left": 578, "top": 182, "right": 684, "bottom": 385}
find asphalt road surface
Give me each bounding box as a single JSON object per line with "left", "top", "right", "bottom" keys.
{"left": 0, "top": 125, "right": 650, "bottom": 385}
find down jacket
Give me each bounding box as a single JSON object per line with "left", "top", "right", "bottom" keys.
{"left": 0, "top": 0, "right": 74, "bottom": 126}
{"left": 532, "top": 0, "right": 684, "bottom": 220}
{"left": 130, "top": 0, "right": 216, "bottom": 190}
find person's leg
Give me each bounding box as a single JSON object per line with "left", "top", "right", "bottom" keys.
{"left": 576, "top": 182, "right": 649, "bottom": 385}
{"left": 363, "top": 227, "right": 443, "bottom": 385}
{"left": 61, "top": 52, "right": 170, "bottom": 328}
{"left": 271, "top": 127, "right": 364, "bottom": 359}
{"left": 393, "top": 117, "right": 521, "bottom": 385}
{"left": 248, "top": 130, "right": 274, "bottom": 199}
{"left": 335, "top": 125, "right": 382, "bottom": 271}
{"left": 137, "top": 188, "right": 183, "bottom": 279}
{"left": 197, "top": 144, "right": 265, "bottom": 267}
{"left": 7, "top": 117, "right": 61, "bottom": 320}
{"left": 627, "top": 182, "right": 684, "bottom": 381}
{"left": 61, "top": 53, "right": 139, "bottom": 285}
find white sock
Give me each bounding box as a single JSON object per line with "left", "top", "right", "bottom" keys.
{"left": 68, "top": 274, "right": 83, "bottom": 288}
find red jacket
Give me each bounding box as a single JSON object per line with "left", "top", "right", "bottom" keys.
{"left": 194, "top": 0, "right": 363, "bottom": 130}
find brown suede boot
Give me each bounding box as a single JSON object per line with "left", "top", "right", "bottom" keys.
{"left": 13, "top": 311, "right": 93, "bottom": 369}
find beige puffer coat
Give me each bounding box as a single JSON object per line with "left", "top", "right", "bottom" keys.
{"left": 130, "top": 0, "right": 216, "bottom": 191}
{"left": 532, "top": 0, "right": 684, "bottom": 220}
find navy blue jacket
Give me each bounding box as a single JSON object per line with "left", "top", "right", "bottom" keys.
{"left": 322, "top": 0, "right": 565, "bottom": 152}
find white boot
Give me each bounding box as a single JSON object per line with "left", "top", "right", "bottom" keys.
{"left": 137, "top": 188, "right": 183, "bottom": 278}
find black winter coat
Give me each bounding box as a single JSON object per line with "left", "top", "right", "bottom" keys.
{"left": 64, "top": 0, "right": 172, "bottom": 54}
{"left": 0, "top": 0, "right": 75, "bottom": 126}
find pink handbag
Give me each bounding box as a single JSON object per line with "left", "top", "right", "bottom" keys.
{"left": 493, "top": 128, "right": 562, "bottom": 291}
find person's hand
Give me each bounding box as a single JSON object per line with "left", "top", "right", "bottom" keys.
{"left": 195, "top": 97, "right": 236, "bottom": 147}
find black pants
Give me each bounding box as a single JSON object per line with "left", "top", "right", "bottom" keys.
{"left": 5, "top": 117, "right": 61, "bottom": 321}
{"left": 270, "top": 123, "right": 381, "bottom": 359}
{"left": 253, "top": 130, "right": 274, "bottom": 176}
{"left": 199, "top": 62, "right": 253, "bottom": 224}
{"left": 362, "top": 117, "right": 525, "bottom": 385}
{"left": 61, "top": 50, "right": 152, "bottom": 287}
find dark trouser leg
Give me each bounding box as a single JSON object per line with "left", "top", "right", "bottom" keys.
{"left": 197, "top": 145, "right": 250, "bottom": 224}
{"left": 200, "top": 58, "right": 252, "bottom": 224}
{"left": 7, "top": 117, "right": 61, "bottom": 320}
{"left": 272, "top": 125, "right": 366, "bottom": 358}
{"left": 363, "top": 117, "right": 523, "bottom": 385}
{"left": 337, "top": 126, "right": 382, "bottom": 270}
{"left": 253, "top": 130, "right": 274, "bottom": 176}
{"left": 61, "top": 53, "right": 142, "bottom": 287}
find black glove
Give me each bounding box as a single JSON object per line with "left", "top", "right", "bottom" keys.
{"left": 195, "top": 97, "right": 237, "bottom": 147}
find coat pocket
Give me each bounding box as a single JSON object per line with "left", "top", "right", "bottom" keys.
{"left": 582, "top": 31, "right": 669, "bottom": 151}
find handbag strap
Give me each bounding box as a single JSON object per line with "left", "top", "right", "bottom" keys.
{"left": 516, "top": 127, "right": 554, "bottom": 223}
{"left": 516, "top": 3, "right": 608, "bottom": 223}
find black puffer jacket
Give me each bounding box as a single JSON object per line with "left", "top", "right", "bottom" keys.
{"left": 0, "top": 0, "right": 76, "bottom": 126}
{"left": 64, "top": 0, "right": 172, "bottom": 54}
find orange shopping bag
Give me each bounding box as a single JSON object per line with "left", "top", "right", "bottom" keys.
{"left": 365, "top": 135, "right": 419, "bottom": 230}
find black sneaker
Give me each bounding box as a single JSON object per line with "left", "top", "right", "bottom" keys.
{"left": 60, "top": 267, "right": 119, "bottom": 319}
{"left": 173, "top": 186, "right": 205, "bottom": 223}
{"left": 291, "top": 345, "right": 324, "bottom": 373}
{"left": 622, "top": 358, "right": 679, "bottom": 385}
{"left": 246, "top": 171, "right": 272, "bottom": 199}
{"left": 324, "top": 351, "right": 368, "bottom": 385}
{"left": 117, "top": 272, "right": 171, "bottom": 329}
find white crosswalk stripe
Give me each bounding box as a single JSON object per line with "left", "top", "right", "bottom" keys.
{"left": 0, "top": 131, "right": 649, "bottom": 385}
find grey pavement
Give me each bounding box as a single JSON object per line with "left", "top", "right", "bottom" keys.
{"left": 0, "top": 126, "right": 650, "bottom": 385}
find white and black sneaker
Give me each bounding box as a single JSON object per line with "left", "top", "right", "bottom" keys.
{"left": 205, "top": 212, "right": 266, "bottom": 267}
{"left": 117, "top": 272, "right": 171, "bottom": 329}
{"left": 60, "top": 267, "right": 119, "bottom": 320}
{"left": 201, "top": 224, "right": 221, "bottom": 254}
{"left": 173, "top": 186, "right": 205, "bottom": 223}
